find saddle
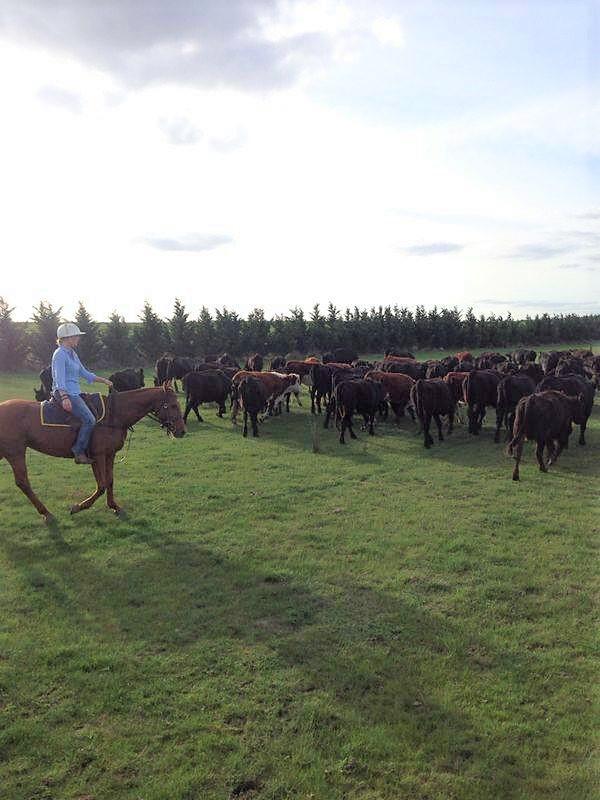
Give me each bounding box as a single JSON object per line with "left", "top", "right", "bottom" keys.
{"left": 40, "top": 393, "right": 106, "bottom": 428}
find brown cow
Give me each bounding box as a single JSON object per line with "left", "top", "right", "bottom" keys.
{"left": 410, "top": 379, "right": 455, "bottom": 448}
{"left": 507, "top": 390, "right": 585, "bottom": 480}
{"left": 455, "top": 351, "right": 473, "bottom": 362}
{"left": 231, "top": 371, "right": 300, "bottom": 421}
{"left": 365, "top": 370, "right": 415, "bottom": 420}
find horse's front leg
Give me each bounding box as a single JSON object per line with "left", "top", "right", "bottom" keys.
{"left": 71, "top": 456, "right": 106, "bottom": 514}
{"left": 8, "top": 450, "right": 54, "bottom": 523}
{"left": 105, "top": 453, "right": 123, "bottom": 515}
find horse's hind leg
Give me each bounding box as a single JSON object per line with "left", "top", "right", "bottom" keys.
{"left": 71, "top": 457, "right": 106, "bottom": 514}
{"left": 7, "top": 451, "right": 54, "bottom": 523}
{"left": 105, "top": 454, "right": 122, "bottom": 515}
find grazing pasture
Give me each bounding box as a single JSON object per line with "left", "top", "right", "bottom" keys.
{"left": 0, "top": 352, "right": 598, "bottom": 800}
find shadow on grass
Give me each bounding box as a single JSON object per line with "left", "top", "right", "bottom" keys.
{"left": 1, "top": 529, "right": 549, "bottom": 798}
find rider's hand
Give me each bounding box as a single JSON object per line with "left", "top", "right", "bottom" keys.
{"left": 106, "top": 380, "right": 113, "bottom": 389}
{"left": 62, "top": 397, "right": 72, "bottom": 413}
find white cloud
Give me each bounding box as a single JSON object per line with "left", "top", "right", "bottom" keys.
{"left": 371, "top": 16, "right": 404, "bottom": 48}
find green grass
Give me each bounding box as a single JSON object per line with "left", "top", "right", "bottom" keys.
{"left": 0, "top": 358, "right": 598, "bottom": 800}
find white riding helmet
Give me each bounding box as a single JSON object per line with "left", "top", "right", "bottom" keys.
{"left": 57, "top": 322, "right": 86, "bottom": 339}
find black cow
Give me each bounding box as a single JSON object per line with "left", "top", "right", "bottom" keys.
{"left": 512, "top": 348, "right": 537, "bottom": 364}
{"left": 238, "top": 376, "right": 269, "bottom": 437}
{"left": 381, "top": 360, "right": 426, "bottom": 380}
{"left": 537, "top": 373, "right": 595, "bottom": 444}
{"left": 456, "top": 360, "right": 474, "bottom": 372}
{"left": 324, "top": 368, "right": 371, "bottom": 429}
{"left": 332, "top": 379, "right": 384, "bottom": 444}
{"left": 34, "top": 365, "right": 52, "bottom": 401}
{"left": 310, "top": 364, "right": 334, "bottom": 414}
{"left": 182, "top": 370, "right": 232, "bottom": 423}
{"left": 539, "top": 350, "right": 571, "bottom": 374}
{"left": 410, "top": 379, "right": 455, "bottom": 448}
{"left": 244, "top": 353, "right": 264, "bottom": 371}
{"left": 385, "top": 349, "right": 415, "bottom": 359}
{"left": 494, "top": 373, "right": 535, "bottom": 443}
{"left": 270, "top": 355, "right": 286, "bottom": 371}
{"left": 463, "top": 369, "right": 502, "bottom": 434}
{"left": 154, "top": 355, "right": 172, "bottom": 385}
{"left": 475, "top": 352, "right": 507, "bottom": 370}
{"left": 323, "top": 347, "right": 358, "bottom": 365}
{"left": 508, "top": 390, "right": 586, "bottom": 480}
{"left": 108, "top": 368, "right": 144, "bottom": 392}
{"left": 518, "top": 362, "right": 544, "bottom": 384}
{"left": 555, "top": 356, "right": 585, "bottom": 377}
{"left": 217, "top": 353, "right": 241, "bottom": 369}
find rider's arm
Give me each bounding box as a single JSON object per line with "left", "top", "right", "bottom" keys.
{"left": 52, "top": 350, "right": 69, "bottom": 399}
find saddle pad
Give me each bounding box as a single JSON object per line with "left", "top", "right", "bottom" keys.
{"left": 40, "top": 393, "right": 106, "bottom": 427}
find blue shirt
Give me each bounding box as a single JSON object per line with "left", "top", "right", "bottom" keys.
{"left": 51, "top": 345, "right": 97, "bottom": 396}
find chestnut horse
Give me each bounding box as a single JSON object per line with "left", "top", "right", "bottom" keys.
{"left": 0, "top": 383, "right": 185, "bottom": 523}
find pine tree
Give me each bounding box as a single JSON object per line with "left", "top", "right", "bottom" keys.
{"left": 103, "top": 312, "right": 135, "bottom": 367}
{"left": 194, "top": 307, "right": 217, "bottom": 356}
{"left": 167, "top": 298, "right": 194, "bottom": 356}
{"left": 134, "top": 301, "right": 167, "bottom": 362}
{"left": 74, "top": 302, "right": 103, "bottom": 367}
{"left": 242, "top": 308, "right": 270, "bottom": 354}
{"left": 0, "top": 298, "right": 27, "bottom": 371}
{"left": 30, "top": 301, "right": 63, "bottom": 367}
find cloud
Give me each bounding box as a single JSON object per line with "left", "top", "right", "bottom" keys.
{"left": 371, "top": 16, "right": 404, "bottom": 48}
{"left": 555, "top": 263, "right": 598, "bottom": 272}
{"left": 141, "top": 233, "right": 233, "bottom": 252}
{"left": 504, "top": 243, "right": 573, "bottom": 260}
{"left": 158, "top": 117, "right": 202, "bottom": 145}
{"left": 574, "top": 210, "right": 600, "bottom": 221}
{"left": 0, "top": 0, "right": 336, "bottom": 90}
{"left": 403, "top": 242, "right": 464, "bottom": 256}
{"left": 480, "top": 298, "right": 600, "bottom": 311}
{"left": 36, "top": 85, "right": 82, "bottom": 113}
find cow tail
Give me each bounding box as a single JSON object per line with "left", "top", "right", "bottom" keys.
{"left": 507, "top": 394, "right": 531, "bottom": 455}
{"left": 413, "top": 380, "right": 424, "bottom": 420}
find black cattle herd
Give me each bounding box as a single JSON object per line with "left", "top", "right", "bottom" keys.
{"left": 33, "top": 346, "right": 598, "bottom": 480}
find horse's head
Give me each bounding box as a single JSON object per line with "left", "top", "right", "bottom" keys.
{"left": 156, "top": 381, "right": 186, "bottom": 438}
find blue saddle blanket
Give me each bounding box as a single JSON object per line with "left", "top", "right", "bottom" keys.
{"left": 40, "top": 393, "right": 107, "bottom": 427}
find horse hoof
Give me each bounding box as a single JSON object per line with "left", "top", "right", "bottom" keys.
{"left": 113, "top": 507, "right": 125, "bottom": 518}
{"left": 70, "top": 504, "right": 80, "bottom": 515}
{"left": 512, "top": 474, "right": 519, "bottom": 481}
{"left": 44, "top": 513, "right": 57, "bottom": 525}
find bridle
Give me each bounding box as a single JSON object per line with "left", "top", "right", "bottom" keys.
{"left": 154, "top": 387, "right": 181, "bottom": 436}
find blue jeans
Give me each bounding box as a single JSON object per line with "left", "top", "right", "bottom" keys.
{"left": 69, "top": 394, "right": 96, "bottom": 455}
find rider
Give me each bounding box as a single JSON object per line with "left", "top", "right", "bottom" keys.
{"left": 51, "top": 322, "right": 113, "bottom": 464}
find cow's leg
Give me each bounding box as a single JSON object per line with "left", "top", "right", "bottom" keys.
{"left": 423, "top": 413, "right": 433, "bottom": 447}
{"left": 434, "top": 414, "right": 444, "bottom": 441}
{"left": 71, "top": 456, "right": 107, "bottom": 513}
{"left": 348, "top": 412, "right": 358, "bottom": 440}
{"left": 183, "top": 397, "right": 191, "bottom": 423}
{"left": 535, "top": 438, "right": 548, "bottom": 472}
{"left": 447, "top": 409, "right": 454, "bottom": 435}
{"left": 368, "top": 411, "right": 375, "bottom": 435}
{"left": 578, "top": 420, "right": 587, "bottom": 445}
{"left": 6, "top": 451, "right": 54, "bottom": 522}
{"left": 217, "top": 399, "right": 225, "bottom": 417}
{"left": 105, "top": 453, "right": 122, "bottom": 515}
{"left": 310, "top": 386, "right": 316, "bottom": 414}
{"left": 324, "top": 398, "right": 333, "bottom": 429}
{"left": 511, "top": 438, "right": 524, "bottom": 480}
{"left": 195, "top": 403, "right": 204, "bottom": 423}
{"left": 243, "top": 409, "right": 248, "bottom": 437}
{"left": 252, "top": 411, "right": 259, "bottom": 437}
{"left": 339, "top": 412, "right": 347, "bottom": 444}
{"left": 494, "top": 407, "right": 503, "bottom": 443}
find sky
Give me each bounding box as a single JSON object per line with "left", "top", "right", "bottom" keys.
{"left": 0, "top": 0, "right": 599, "bottom": 322}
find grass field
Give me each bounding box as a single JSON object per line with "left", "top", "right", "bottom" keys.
{"left": 0, "top": 351, "right": 598, "bottom": 800}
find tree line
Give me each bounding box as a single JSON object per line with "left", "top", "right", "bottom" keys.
{"left": 1, "top": 297, "right": 599, "bottom": 371}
